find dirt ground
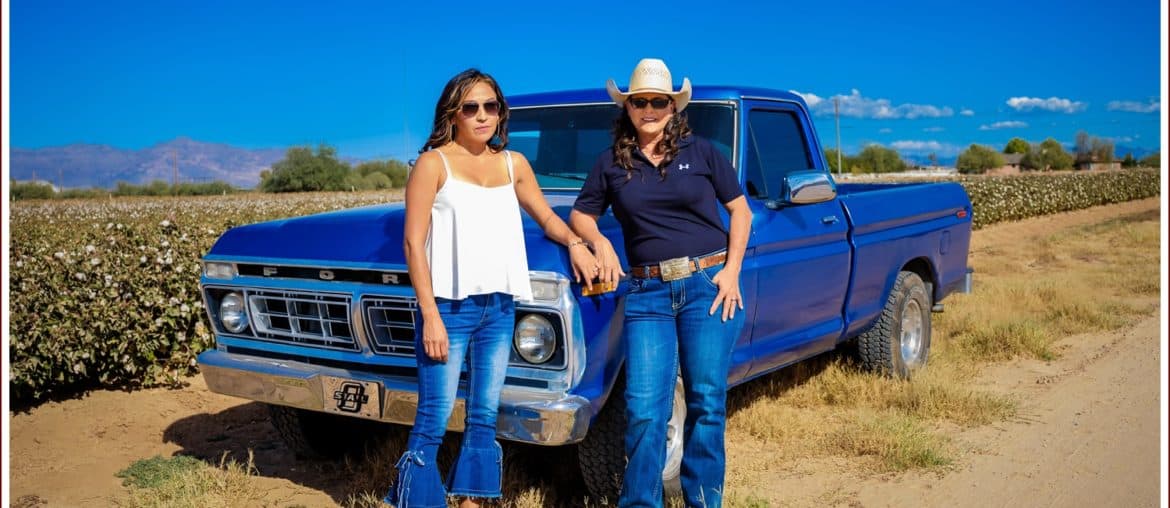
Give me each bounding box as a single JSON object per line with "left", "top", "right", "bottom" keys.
{"left": 8, "top": 199, "right": 1164, "bottom": 507}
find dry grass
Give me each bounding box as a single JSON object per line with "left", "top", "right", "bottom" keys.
{"left": 717, "top": 204, "right": 1159, "bottom": 492}
{"left": 113, "top": 453, "right": 263, "bottom": 508}
{"left": 117, "top": 203, "right": 1161, "bottom": 507}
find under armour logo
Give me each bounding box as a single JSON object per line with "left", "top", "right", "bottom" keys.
{"left": 678, "top": 163, "right": 690, "bottom": 171}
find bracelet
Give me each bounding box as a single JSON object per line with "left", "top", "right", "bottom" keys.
{"left": 568, "top": 239, "right": 589, "bottom": 249}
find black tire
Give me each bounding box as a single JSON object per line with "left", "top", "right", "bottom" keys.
{"left": 577, "top": 377, "right": 684, "bottom": 502}
{"left": 857, "top": 271, "right": 932, "bottom": 378}
{"left": 267, "top": 404, "right": 387, "bottom": 459}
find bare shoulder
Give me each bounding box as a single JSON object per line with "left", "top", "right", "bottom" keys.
{"left": 507, "top": 149, "right": 531, "bottom": 165}
{"left": 507, "top": 150, "right": 535, "bottom": 176}
{"left": 409, "top": 151, "right": 446, "bottom": 188}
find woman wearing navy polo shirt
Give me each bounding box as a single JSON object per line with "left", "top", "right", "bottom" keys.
{"left": 570, "top": 58, "right": 753, "bottom": 508}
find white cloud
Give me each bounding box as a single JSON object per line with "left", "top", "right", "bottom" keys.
{"left": 878, "top": 128, "right": 893, "bottom": 134}
{"left": 1106, "top": 100, "right": 1160, "bottom": 113}
{"left": 791, "top": 89, "right": 954, "bottom": 119}
{"left": 923, "top": 126, "right": 945, "bottom": 132}
{"left": 890, "top": 140, "right": 962, "bottom": 156}
{"left": 979, "top": 121, "right": 1029, "bottom": 130}
{"left": 791, "top": 91, "right": 824, "bottom": 108}
{"left": 960, "top": 109, "right": 975, "bottom": 117}
{"left": 1006, "top": 96, "right": 1087, "bottom": 113}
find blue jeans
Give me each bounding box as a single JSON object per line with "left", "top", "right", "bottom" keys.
{"left": 384, "top": 292, "right": 514, "bottom": 508}
{"left": 619, "top": 262, "right": 745, "bottom": 508}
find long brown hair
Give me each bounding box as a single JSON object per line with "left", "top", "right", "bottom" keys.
{"left": 611, "top": 105, "right": 692, "bottom": 179}
{"left": 419, "top": 69, "right": 510, "bottom": 153}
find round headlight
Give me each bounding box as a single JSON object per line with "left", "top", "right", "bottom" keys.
{"left": 514, "top": 314, "right": 557, "bottom": 364}
{"left": 219, "top": 292, "right": 248, "bottom": 333}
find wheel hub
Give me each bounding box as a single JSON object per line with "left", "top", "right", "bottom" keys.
{"left": 900, "top": 299, "right": 924, "bottom": 366}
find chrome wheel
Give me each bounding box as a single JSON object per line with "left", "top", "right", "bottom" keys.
{"left": 900, "top": 298, "right": 925, "bottom": 368}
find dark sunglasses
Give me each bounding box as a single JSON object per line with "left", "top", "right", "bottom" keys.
{"left": 628, "top": 97, "right": 672, "bottom": 110}
{"left": 460, "top": 100, "right": 501, "bottom": 116}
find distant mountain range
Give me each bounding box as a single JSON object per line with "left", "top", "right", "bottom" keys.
{"left": 10, "top": 137, "right": 1158, "bottom": 189}
{"left": 10, "top": 137, "right": 289, "bottom": 189}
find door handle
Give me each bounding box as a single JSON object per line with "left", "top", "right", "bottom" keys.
{"left": 821, "top": 215, "right": 839, "bottom": 225}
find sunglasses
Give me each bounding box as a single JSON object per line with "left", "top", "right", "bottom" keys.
{"left": 460, "top": 100, "right": 501, "bottom": 116}
{"left": 628, "top": 97, "right": 672, "bottom": 110}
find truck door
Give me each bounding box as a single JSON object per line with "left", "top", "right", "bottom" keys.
{"left": 740, "top": 101, "right": 851, "bottom": 379}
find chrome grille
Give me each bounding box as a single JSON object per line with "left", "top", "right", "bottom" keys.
{"left": 247, "top": 290, "right": 357, "bottom": 351}
{"left": 363, "top": 296, "right": 418, "bottom": 355}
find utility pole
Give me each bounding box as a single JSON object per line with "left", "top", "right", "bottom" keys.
{"left": 834, "top": 97, "right": 842, "bottom": 177}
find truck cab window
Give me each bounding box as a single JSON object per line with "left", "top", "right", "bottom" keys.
{"left": 745, "top": 109, "right": 813, "bottom": 201}
{"left": 509, "top": 103, "right": 735, "bottom": 189}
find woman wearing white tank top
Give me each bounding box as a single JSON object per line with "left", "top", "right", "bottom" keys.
{"left": 384, "top": 69, "right": 597, "bottom": 508}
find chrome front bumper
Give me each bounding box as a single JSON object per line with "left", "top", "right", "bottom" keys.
{"left": 197, "top": 350, "right": 593, "bottom": 445}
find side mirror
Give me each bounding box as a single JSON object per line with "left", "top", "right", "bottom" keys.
{"left": 781, "top": 171, "right": 837, "bottom": 205}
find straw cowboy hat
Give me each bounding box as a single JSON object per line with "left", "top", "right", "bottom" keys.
{"left": 606, "top": 58, "right": 692, "bottom": 112}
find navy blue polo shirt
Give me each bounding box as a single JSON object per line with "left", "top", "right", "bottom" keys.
{"left": 573, "top": 135, "right": 743, "bottom": 267}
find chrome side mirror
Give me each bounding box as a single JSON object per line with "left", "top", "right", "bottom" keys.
{"left": 782, "top": 171, "right": 837, "bottom": 205}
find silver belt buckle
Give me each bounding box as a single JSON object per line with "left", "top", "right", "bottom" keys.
{"left": 658, "top": 257, "right": 693, "bottom": 282}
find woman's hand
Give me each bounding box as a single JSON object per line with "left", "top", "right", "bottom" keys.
{"left": 708, "top": 268, "right": 744, "bottom": 322}
{"left": 568, "top": 243, "right": 599, "bottom": 289}
{"left": 591, "top": 237, "right": 625, "bottom": 285}
{"left": 422, "top": 316, "right": 449, "bottom": 362}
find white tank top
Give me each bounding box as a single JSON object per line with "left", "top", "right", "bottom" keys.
{"left": 426, "top": 150, "right": 533, "bottom": 302}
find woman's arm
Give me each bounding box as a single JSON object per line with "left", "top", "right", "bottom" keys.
{"left": 569, "top": 209, "right": 623, "bottom": 285}
{"left": 510, "top": 152, "right": 598, "bottom": 288}
{"left": 709, "top": 195, "right": 752, "bottom": 321}
{"left": 403, "top": 152, "right": 449, "bottom": 361}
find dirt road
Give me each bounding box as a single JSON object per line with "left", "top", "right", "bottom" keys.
{"left": 8, "top": 199, "right": 1164, "bottom": 507}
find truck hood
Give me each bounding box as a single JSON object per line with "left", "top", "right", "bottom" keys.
{"left": 206, "top": 194, "right": 627, "bottom": 274}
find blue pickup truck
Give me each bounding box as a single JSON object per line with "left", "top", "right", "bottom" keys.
{"left": 196, "top": 86, "right": 973, "bottom": 498}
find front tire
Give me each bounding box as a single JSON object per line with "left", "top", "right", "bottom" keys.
{"left": 577, "top": 377, "right": 685, "bottom": 501}
{"left": 267, "top": 404, "right": 386, "bottom": 459}
{"left": 857, "top": 271, "right": 932, "bottom": 378}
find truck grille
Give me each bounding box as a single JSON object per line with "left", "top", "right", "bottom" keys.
{"left": 362, "top": 296, "right": 418, "bottom": 355}
{"left": 247, "top": 290, "right": 358, "bottom": 351}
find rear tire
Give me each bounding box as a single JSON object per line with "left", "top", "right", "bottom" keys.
{"left": 267, "top": 404, "right": 386, "bottom": 459}
{"left": 577, "top": 377, "right": 685, "bottom": 502}
{"left": 857, "top": 271, "right": 932, "bottom": 378}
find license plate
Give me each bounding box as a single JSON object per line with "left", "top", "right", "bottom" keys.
{"left": 322, "top": 376, "right": 382, "bottom": 419}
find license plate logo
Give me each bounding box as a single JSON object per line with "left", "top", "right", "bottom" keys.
{"left": 334, "top": 382, "right": 369, "bottom": 412}
{"left": 323, "top": 376, "right": 381, "bottom": 419}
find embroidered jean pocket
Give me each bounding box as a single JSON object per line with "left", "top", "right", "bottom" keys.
{"left": 696, "top": 265, "right": 721, "bottom": 290}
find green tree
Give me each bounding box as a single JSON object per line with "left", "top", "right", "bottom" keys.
{"left": 355, "top": 159, "right": 409, "bottom": 188}
{"left": 9, "top": 181, "right": 55, "bottom": 200}
{"left": 1021, "top": 138, "right": 1074, "bottom": 171}
{"left": 1004, "top": 137, "right": 1030, "bottom": 154}
{"left": 1139, "top": 152, "right": 1160, "bottom": 168}
{"left": 261, "top": 144, "right": 351, "bottom": 192}
{"left": 853, "top": 145, "right": 906, "bottom": 173}
{"left": 363, "top": 171, "right": 393, "bottom": 189}
{"left": 956, "top": 144, "right": 1004, "bottom": 174}
{"left": 1121, "top": 153, "right": 1137, "bottom": 168}
{"left": 824, "top": 148, "right": 843, "bottom": 174}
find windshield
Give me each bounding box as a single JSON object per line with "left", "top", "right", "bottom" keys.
{"left": 507, "top": 103, "right": 737, "bottom": 190}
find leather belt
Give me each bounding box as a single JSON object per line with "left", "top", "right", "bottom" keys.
{"left": 630, "top": 252, "right": 728, "bottom": 281}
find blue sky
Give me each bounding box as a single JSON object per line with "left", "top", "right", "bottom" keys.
{"left": 8, "top": 0, "right": 1165, "bottom": 162}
